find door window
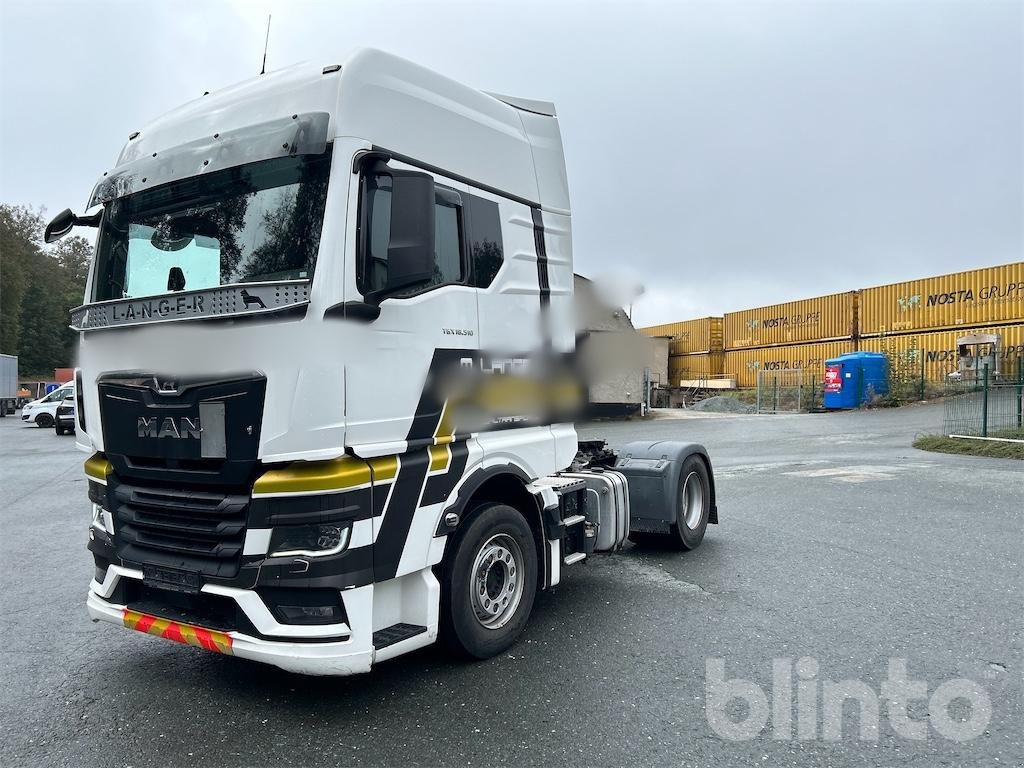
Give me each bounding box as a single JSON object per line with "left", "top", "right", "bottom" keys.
{"left": 358, "top": 176, "right": 465, "bottom": 297}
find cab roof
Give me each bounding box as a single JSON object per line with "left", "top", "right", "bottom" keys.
{"left": 107, "top": 48, "right": 569, "bottom": 214}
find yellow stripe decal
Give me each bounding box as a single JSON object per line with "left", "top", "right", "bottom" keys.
{"left": 434, "top": 400, "right": 456, "bottom": 445}
{"left": 428, "top": 443, "right": 451, "bottom": 473}
{"left": 368, "top": 455, "right": 399, "bottom": 482}
{"left": 253, "top": 454, "right": 399, "bottom": 496}
{"left": 84, "top": 453, "right": 112, "bottom": 481}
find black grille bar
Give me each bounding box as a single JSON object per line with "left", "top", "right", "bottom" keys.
{"left": 110, "top": 479, "right": 249, "bottom": 578}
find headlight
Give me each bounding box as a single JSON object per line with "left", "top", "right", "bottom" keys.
{"left": 269, "top": 523, "right": 351, "bottom": 558}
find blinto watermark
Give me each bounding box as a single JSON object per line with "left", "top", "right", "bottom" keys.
{"left": 705, "top": 657, "right": 991, "bottom": 742}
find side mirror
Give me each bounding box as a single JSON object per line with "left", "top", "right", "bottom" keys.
{"left": 383, "top": 168, "right": 436, "bottom": 294}
{"left": 362, "top": 159, "right": 435, "bottom": 301}
{"left": 44, "top": 209, "right": 76, "bottom": 244}
{"left": 44, "top": 208, "right": 102, "bottom": 243}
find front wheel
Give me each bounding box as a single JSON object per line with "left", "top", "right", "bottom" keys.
{"left": 55, "top": 422, "right": 65, "bottom": 435}
{"left": 440, "top": 502, "right": 538, "bottom": 659}
{"left": 35, "top": 413, "right": 54, "bottom": 428}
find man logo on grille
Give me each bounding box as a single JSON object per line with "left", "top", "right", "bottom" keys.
{"left": 138, "top": 416, "right": 202, "bottom": 439}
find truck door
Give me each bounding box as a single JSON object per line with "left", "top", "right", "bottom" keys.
{"left": 343, "top": 158, "right": 479, "bottom": 457}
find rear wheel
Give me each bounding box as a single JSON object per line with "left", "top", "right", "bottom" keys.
{"left": 671, "top": 456, "right": 711, "bottom": 550}
{"left": 35, "top": 413, "right": 54, "bottom": 428}
{"left": 440, "top": 502, "right": 538, "bottom": 659}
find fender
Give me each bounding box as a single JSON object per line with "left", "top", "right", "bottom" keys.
{"left": 432, "top": 462, "right": 554, "bottom": 588}
{"left": 615, "top": 440, "right": 718, "bottom": 525}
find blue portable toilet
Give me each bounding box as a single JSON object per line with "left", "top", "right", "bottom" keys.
{"left": 823, "top": 352, "right": 889, "bottom": 409}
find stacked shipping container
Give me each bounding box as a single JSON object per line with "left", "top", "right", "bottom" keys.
{"left": 859, "top": 263, "right": 1023, "bottom": 337}
{"left": 860, "top": 325, "right": 1024, "bottom": 380}
{"left": 638, "top": 262, "right": 1023, "bottom": 388}
{"left": 858, "top": 263, "right": 1023, "bottom": 382}
{"left": 724, "top": 292, "right": 857, "bottom": 349}
{"left": 639, "top": 317, "right": 724, "bottom": 385}
{"left": 723, "top": 341, "right": 855, "bottom": 388}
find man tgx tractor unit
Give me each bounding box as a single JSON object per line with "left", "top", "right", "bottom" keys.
{"left": 50, "top": 49, "right": 718, "bottom": 676}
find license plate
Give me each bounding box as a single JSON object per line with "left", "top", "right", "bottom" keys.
{"left": 142, "top": 565, "right": 201, "bottom": 594}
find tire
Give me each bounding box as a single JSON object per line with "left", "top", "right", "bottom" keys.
{"left": 440, "top": 502, "right": 538, "bottom": 659}
{"left": 35, "top": 413, "right": 54, "bottom": 428}
{"left": 55, "top": 422, "right": 65, "bottom": 436}
{"left": 671, "top": 455, "right": 711, "bottom": 550}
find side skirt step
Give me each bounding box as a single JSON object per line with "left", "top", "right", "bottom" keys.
{"left": 373, "top": 623, "right": 427, "bottom": 650}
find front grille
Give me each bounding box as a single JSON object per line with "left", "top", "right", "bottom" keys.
{"left": 109, "top": 479, "right": 249, "bottom": 578}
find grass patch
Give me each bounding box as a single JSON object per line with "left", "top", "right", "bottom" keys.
{"left": 914, "top": 429, "right": 1024, "bottom": 460}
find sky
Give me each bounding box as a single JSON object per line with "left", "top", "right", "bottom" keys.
{"left": 1, "top": 0, "right": 1020, "bottom": 326}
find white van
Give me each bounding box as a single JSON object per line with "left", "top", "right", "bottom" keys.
{"left": 20, "top": 383, "right": 74, "bottom": 428}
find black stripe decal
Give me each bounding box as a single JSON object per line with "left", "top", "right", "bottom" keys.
{"left": 422, "top": 441, "right": 470, "bottom": 507}
{"left": 371, "top": 349, "right": 471, "bottom": 581}
{"left": 251, "top": 486, "right": 376, "bottom": 526}
{"left": 372, "top": 451, "right": 430, "bottom": 582}
{"left": 531, "top": 208, "right": 550, "bottom": 308}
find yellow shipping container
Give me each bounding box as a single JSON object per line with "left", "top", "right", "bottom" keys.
{"left": 724, "top": 292, "right": 857, "bottom": 350}
{"left": 724, "top": 341, "right": 856, "bottom": 388}
{"left": 859, "top": 262, "right": 1024, "bottom": 337}
{"left": 858, "top": 324, "right": 1024, "bottom": 380}
{"left": 638, "top": 317, "right": 723, "bottom": 355}
{"left": 668, "top": 352, "right": 724, "bottom": 384}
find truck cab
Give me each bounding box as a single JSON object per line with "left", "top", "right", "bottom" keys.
{"left": 56, "top": 49, "right": 716, "bottom": 675}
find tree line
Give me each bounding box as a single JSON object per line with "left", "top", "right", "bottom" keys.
{"left": 0, "top": 204, "right": 92, "bottom": 378}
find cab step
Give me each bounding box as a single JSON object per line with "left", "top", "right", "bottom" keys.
{"left": 563, "top": 552, "right": 587, "bottom": 566}
{"left": 373, "top": 623, "right": 426, "bottom": 649}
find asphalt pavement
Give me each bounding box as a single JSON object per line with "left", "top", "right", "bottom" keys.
{"left": 0, "top": 402, "right": 1020, "bottom": 767}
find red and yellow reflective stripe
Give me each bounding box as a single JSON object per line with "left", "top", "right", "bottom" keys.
{"left": 122, "top": 608, "right": 233, "bottom": 655}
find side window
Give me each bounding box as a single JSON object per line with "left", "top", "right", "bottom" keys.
{"left": 464, "top": 195, "right": 504, "bottom": 288}
{"left": 358, "top": 173, "right": 465, "bottom": 296}
{"left": 364, "top": 174, "right": 393, "bottom": 293}
{"left": 432, "top": 189, "right": 463, "bottom": 286}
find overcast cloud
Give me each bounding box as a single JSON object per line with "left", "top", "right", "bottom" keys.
{"left": 1, "top": 0, "right": 1020, "bottom": 325}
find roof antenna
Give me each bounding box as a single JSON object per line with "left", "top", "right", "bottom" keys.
{"left": 260, "top": 15, "right": 271, "bottom": 75}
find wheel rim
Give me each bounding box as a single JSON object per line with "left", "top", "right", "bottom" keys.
{"left": 469, "top": 533, "right": 524, "bottom": 630}
{"left": 681, "top": 471, "right": 705, "bottom": 530}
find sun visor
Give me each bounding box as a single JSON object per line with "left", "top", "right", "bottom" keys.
{"left": 88, "top": 112, "right": 330, "bottom": 208}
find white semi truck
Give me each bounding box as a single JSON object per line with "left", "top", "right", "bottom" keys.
{"left": 48, "top": 49, "right": 718, "bottom": 676}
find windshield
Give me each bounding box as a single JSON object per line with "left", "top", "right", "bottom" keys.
{"left": 91, "top": 152, "right": 331, "bottom": 302}
{"left": 42, "top": 387, "right": 71, "bottom": 403}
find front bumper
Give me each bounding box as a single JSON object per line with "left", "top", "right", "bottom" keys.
{"left": 87, "top": 566, "right": 374, "bottom": 676}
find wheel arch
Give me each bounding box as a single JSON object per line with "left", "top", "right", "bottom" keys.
{"left": 435, "top": 463, "right": 550, "bottom": 590}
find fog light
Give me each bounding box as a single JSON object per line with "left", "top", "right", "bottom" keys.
{"left": 269, "top": 523, "right": 351, "bottom": 558}
{"left": 258, "top": 587, "right": 348, "bottom": 626}
{"left": 277, "top": 605, "right": 341, "bottom": 622}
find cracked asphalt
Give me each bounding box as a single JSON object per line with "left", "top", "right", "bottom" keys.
{"left": 0, "top": 401, "right": 1020, "bottom": 767}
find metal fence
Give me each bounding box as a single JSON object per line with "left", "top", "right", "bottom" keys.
{"left": 942, "top": 367, "right": 1024, "bottom": 438}
{"left": 756, "top": 369, "right": 824, "bottom": 414}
